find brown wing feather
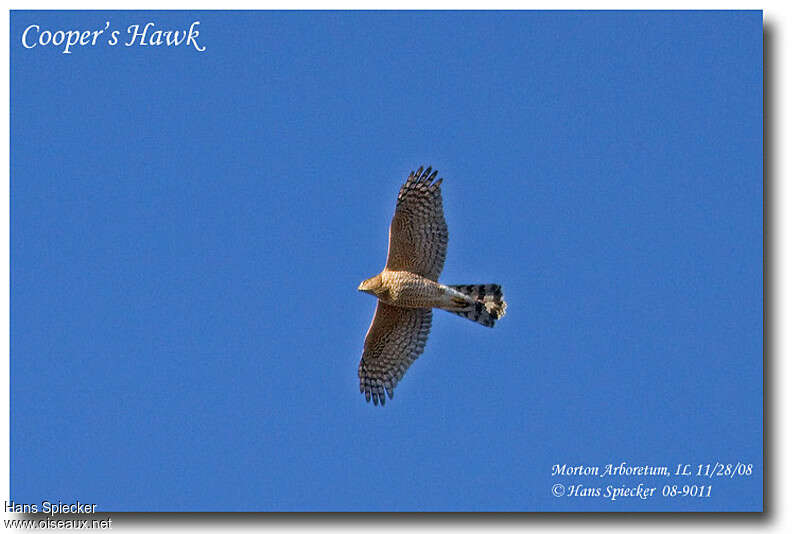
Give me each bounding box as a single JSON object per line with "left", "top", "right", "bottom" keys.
{"left": 385, "top": 166, "right": 448, "bottom": 281}
{"left": 358, "top": 302, "right": 432, "bottom": 405}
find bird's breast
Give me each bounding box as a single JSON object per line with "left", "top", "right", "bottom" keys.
{"left": 378, "top": 270, "right": 445, "bottom": 309}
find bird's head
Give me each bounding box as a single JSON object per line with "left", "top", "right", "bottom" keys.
{"left": 358, "top": 274, "right": 383, "bottom": 296}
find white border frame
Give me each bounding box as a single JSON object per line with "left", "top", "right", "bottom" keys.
{"left": 2, "top": 3, "right": 796, "bottom": 533}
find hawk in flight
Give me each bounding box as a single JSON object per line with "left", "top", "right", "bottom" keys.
{"left": 357, "top": 166, "right": 507, "bottom": 405}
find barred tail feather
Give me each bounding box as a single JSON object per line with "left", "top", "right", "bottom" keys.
{"left": 446, "top": 284, "right": 507, "bottom": 327}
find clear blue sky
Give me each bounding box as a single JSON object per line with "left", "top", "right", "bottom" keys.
{"left": 11, "top": 11, "right": 762, "bottom": 511}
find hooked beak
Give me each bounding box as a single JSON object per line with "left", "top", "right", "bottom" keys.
{"left": 357, "top": 282, "right": 366, "bottom": 292}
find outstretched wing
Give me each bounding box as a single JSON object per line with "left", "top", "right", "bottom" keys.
{"left": 385, "top": 166, "right": 448, "bottom": 281}
{"left": 358, "top": 302, "right": 432, "bottom": 405}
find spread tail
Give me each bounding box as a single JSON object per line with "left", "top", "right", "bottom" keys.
{"left": 446, "top": 284, "right": 507, "bottom": 328}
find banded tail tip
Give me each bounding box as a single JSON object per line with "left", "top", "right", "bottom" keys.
{"left": 447, "top": 283, "right": 507, "bottom": 327}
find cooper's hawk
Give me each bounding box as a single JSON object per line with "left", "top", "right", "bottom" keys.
{"left": 357, "top": 166, "right": 507, "bottom": 405}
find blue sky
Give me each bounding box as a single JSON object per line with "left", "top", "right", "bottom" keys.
{"left": 11, "top": 11, "right": 762, "bottom": 511}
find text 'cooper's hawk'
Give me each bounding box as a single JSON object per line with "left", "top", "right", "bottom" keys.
{"left": 357, "top": 166, "right": 507, "bottom": 405}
